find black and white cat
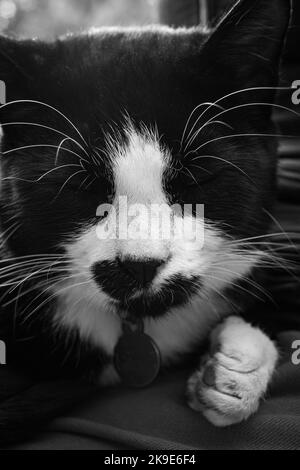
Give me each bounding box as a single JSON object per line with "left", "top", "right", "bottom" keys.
{"left": 0, "top": 0, "right": 291, "bottom": 427}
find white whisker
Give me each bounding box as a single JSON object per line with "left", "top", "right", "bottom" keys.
{"left": 204, "top": 274, "right": 265, "bottom": 303}
{"left": 0, "top": 99, "right": 88, "bottom": 148}
{"left": 181, "top": 86, "right": 291, "bottom": 151}
{"left": 54, "top": 169, "right": 87, "bottom": 199}
{"left": 20, "top": 279, "right": 92, "bottom": 323}
{"left": 3, "top": 144, "right": 85, "bottom": 163}
{"left": 36, "top": 163, "right": 82, "bottom": 182}
{"left": 0, "top": 222, "right": 21, "bottom": 248}
{"left": 262, "top": 208, "right": 300, "bottom": 254}
{"left": 190, "top": 154, "right": 254, "bottom": 183}
{"left": 184, "top": 120, "right": 234, "bottom": 152}
{"left": 181, "top": 102, "right": 225, "bottom": 149}
{"left": 0, "top": 121, "right": 89, "bottom": 158}
{"left": 186, "top": 132, "right": 298, "bottom": 158}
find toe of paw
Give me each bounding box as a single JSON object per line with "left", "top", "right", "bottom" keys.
{"left": 213, "top": 350, "right": 261, "bottom": 373}
{"left": 200, "top": 387, "right": 259, "bottom": 426}
{"left": 187, "top": 363, "right": 263, "bottom": 426}
{"left": 201, "top": 358, "right": 258, "bottom": 398}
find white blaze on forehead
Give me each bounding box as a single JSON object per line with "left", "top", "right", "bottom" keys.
{"left": 112, "top": 127, "right": 169, "bottom": 203}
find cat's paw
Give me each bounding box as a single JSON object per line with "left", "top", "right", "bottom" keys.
{"left": 186, "top": 316, "right": 278, "bottom": 427}
{"left": 187, "top": 352, "right": 264, "bottom": 426}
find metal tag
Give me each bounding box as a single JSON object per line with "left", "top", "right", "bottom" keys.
{"left": 114, "top": 330, "right": 161, "bottom": 388}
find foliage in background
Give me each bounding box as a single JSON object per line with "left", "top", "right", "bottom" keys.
{"left": 0, "top": 0, "right": 157, "bottom": 39}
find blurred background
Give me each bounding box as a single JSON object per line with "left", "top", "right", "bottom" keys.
{"left": 0, "top": 0, "right": 298, "bottom": 59}
{"left": 0, "top": 0, "right": 158, "bottom": 39}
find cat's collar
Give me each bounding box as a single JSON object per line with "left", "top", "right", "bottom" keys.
{"left": 113, "top": 314, "right": 161, "bottom": 388}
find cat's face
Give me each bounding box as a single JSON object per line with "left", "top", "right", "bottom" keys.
{"left": 0, "top": 0, "right": 290, "bottom": 321}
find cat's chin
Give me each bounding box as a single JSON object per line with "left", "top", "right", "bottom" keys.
{"left": 119, "top": 294, "right": 173, "bottom": 318}
{"left": 114, "top": 277, "right": 202, "bottom": 319}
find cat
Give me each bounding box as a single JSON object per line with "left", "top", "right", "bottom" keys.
{"left": 0, "top": 0, "right": 292, "bottom": 429}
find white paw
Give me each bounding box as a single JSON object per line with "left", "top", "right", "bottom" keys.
{"left": 186, "top": 316, "right": 278, "bottom": 427}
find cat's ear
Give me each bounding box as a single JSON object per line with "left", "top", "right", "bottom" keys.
{"left": 202, "top": 0, "right": 291, "bottom": 87}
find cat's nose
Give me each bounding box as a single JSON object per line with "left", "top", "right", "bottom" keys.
{"left": 118, "top": 257, "right": 164, "bottom": 286}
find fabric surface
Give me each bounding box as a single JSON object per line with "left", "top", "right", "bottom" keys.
{"left": 8, "top": 332, "right": 300, "bottom": 450}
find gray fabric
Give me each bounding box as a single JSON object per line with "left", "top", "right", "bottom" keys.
{"left": 10, "top": 332, "right": 300, "bottom": 450}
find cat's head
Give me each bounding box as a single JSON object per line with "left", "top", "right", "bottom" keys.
{"left": 0, "top": 0, "right": 291, "bottom": 322}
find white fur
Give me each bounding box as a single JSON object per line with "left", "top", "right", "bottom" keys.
{"left": 187, "top": 316, "right": 278, "bottom": 426}
{"left": 51, "top": 125, "right": 265, "bottom": 392}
